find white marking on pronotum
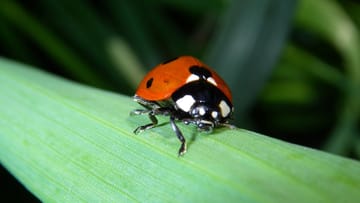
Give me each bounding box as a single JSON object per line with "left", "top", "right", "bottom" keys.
{"left": 219, "top": 100, "right": 231, "bottom": 117}
{"left": 207, "top": 77, "right": 217, "bottom": 86}
{"left": 176, "top": 95, "right": 196, "bottom": 112}
{"left": 186, "top": 74, "right": 200, "bottom": 83}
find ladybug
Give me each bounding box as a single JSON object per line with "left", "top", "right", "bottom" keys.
{"left": 131, "top": 56, "right": 234, "bottom": 156}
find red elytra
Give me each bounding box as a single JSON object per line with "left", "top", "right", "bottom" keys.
{"left": 135, "top": 56, "right": 232, "bottom": 103}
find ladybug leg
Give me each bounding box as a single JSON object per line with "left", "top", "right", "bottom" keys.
{"left": 131, "top": 107, "right": 172, "bottom": 134}
{"left": 188, "top": 119, "right": 214, "bottom": 133}
{"left": 130, "top": 109, "right": 152, "bottom": 116}
{"left": 219, "top": 123, "right": 237, "bottom": 129}
{"left": 133, "top": 95, "right": 160, "bottom": 109}
{"left": 170, "top": 115, "right": 186, "bottom": 156}
{"left": 133, "top": 111, "right": 158, "bottom": 134}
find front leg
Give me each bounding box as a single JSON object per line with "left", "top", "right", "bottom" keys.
{"left": 130, "top": 107, "right": 173, "bottom": 134}
{"left": 133, "top": 111, "right": 158, "bottom": 134}
{"left": 170, "top": 115, "right": 187, "bottom": 156}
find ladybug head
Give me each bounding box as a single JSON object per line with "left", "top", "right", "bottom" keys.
{"left": 188, "top": 100, "right": 232, "bottom": 131}
{"left": 171, "top": 80, "right": 233, "bottom": 131}
{"left": 172, "top": 86, "right": 233, "bottom": 131}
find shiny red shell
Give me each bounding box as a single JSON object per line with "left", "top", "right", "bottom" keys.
{"left": 135, "top": 56, "right": 232, "bottom": 102}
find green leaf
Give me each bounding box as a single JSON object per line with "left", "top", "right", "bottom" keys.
{"left": 1, "top": 58, "right": 360, "bottom": 202}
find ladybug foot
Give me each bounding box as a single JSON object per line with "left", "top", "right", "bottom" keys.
{"left": 132, "top": 112, "right": 158, "bottom": 134}
{"left": 130, "top": 109, "right": 151, "bottom": 116}
{"left": 220, "top": 123, "right": 237, "bottom": 129}
{"left": 178, "top": 142, "right": 187, "bottom": 156}
{"left": 133, "top": 124, "right": 156, "bottom": 134}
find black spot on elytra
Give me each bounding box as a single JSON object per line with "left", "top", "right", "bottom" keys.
{"left": 162, "top": 57, "right": 179, "bottom": 65}
{"left": 189, "top": 66, "right": 212, "bottom": 79}
{"left": 146, "top": 78, "right": 153, "bottom": 88}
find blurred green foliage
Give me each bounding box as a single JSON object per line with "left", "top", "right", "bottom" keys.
{"left": 0, "top": 0, "right": 359, "bottom": 162}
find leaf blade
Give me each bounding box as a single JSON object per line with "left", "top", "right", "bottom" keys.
{"left": 0, "top": 58, "right": 360, "bottom": 202}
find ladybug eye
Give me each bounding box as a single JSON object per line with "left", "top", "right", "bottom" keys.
{"left": 146, "top": 78, "right": 154, "bottom": 88}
